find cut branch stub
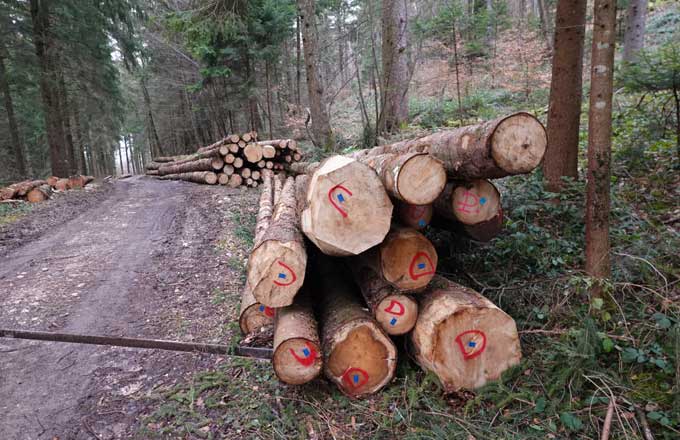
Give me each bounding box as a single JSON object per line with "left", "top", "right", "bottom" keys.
{"left": 433, "top": 180, "right": 503, "bottom": 242}
{"left": 249, "top": 177, "right": 306, "bottom": 307}
{"left": 411, "top": 276, "right": 522, "bottom": 391}
{"left": 301, "top": 156, "right": 393, "bottom": 256}
{"left": 273, "top": 296, "right": 322, "bottom": 384}
{"left": 396, "top": 202, "right": 433, "bottom": 230}
{"left": 315, "top": 260, "right": 397, "bottom": 397}
{"left": 355, "top": 152, "right": 446, "bottom": 205}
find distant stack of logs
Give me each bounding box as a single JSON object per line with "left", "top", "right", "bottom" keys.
{"left": 0, "top": 175, "right": 95, "bottom": 203}
{"left": 145, "top": 132, "right": 303, "bottom": 188}
{"left": 235, "top": 112, "right": 546, "bottom": 397}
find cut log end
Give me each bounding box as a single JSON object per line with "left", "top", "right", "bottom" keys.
{"left": 396, "top": 203, "right": 433, "bottom": 230}
{"left": 302, "top": 156, "right": 393, "bottom": 256}
{"left": 397, "top": 154, "right": 447, "bottom": 205}
{"left": 273, "top": 337, "right": 322, "bottom": 384}
{"left": 379, "top": 228, "right": 438, "bottom": 291}
{"left": 411, "top": 278, "right": 522, "bottom": 391}
{"left": 491, "top": 113, "right": 547, "bottom": 175}
{"left": 239, "top": 303, "right": 275, "bottom": 335}
{"left": 374, "top": 294, "right": 418, "bottom": 335}
{"left": 450, "top": 180, "right": 501, "bottom": 225}
{"left": 248, "top": 241, "right": 307, "bottom": 307}
{"left": 326, "top": 322, "right": 396, "bottom": 397}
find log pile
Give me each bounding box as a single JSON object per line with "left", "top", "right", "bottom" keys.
{"left": 0, "top": 175, "right": 94, "bottom": 203}
{"left": 145, "top": 132, "right": 303, "bottom": 188}
{"left": 231, "top": 112, "right": 544, "bottom": 397}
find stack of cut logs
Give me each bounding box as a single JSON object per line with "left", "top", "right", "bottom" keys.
{"left": 238, "top": 112, "right": 546, "bottom": 397}
{"left": 145, "top": 132, "right": 303, "bottom": 188}
{"left": 0, "top": 175, "right": 94, "bottom": 203}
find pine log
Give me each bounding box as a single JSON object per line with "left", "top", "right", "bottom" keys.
{"left": 228, "top": 143, "right": 239, "bottom": 153}
{"left": 153, "top": 155, "right": 188, "bottom": 163}
{"left": 238, "top": 140, "right": 246, "bottom": 148}
{"left": 293, "top": 152, "right": 302, "bottom": 161}
{"left": 68, "top": 176, "right": 85, "bottom": 189}
{"left": 197, "top": 139, "right": 223, "bottom": 153}
{"left": 251, "top": 170, "right": 261, "bottom": 181}
{"left": 211, "top": 157, "right": 225, "bottom": 170}
{"left": 217, "top": 173, "right": 229, "bottom": 185}
{"left": 283, "top": 155, "right": 292, "bottom": 163}
{"left": 0, "top": 187, "right": 16, "bottom": 201}
{"left": 274, "top": 173, "right": 284, "bottom": 204}
{"left": 223, "top": 165, "right": 235, "bottom": 176}
{"left": 411, "top": 276, "right": 522, "bottom": 391}
{"left": 300, "top": 156, "right": 393, "bottom": 256}
{"left": 239, "top": 173, "right": 276, "bottom": 335}
{"left": 265, "top": 161, "right": 274, "bottom": 169}
{"left": 10, "top": 180, "right": 49, "bottom": 197}
{"left": 159, "top": 171, "right": 217, "bottom": 185}
{"left": 261, "top": 145, "right": 276, "bottom": 159}
{"left": 46, "top": 176, "right": 59, "bottom": 186}
{"left": 251, "top": 181, "right": 259, "bottom": 188}
{"left": 257, "top": 160, "right": 266, "bottom": 168}
{"left": 353, "top": 227, "right": 437, "bottom": 291}
{"left": 396, "top": 202, "right": 433, "bottom": 230}
{"left": 158, "top": 158, "right": 219, "bottom": 176}
{"left": 241, "top": 168, "right": 252, "bottom": 179}
{"left": 228, "top": 134, "right": 240, "bottom": 143}
{"left": 82, "top": 176, "right": 94, "bottom": 185}
{"left": 26, "top": 184, "right": 53, "bottom": 203}
{"left": 315, "top": 258, "right": 397, "bottom": 397}
{"left": 349, "top": 263, "right": 418, "bottom": 335}
{"left": 368, "top": 113, "right": 547, "bottom": 179}
{"left": 248, "top": 177, "right": 306, "bottom": 307}
{"left": 145, "top": 162, "right": 161, "bottom": 171}
{"left": 257, "top": 139, "right": 296, "bottom": 150}
{"left": 242, "top": 132, "right": 254, "bottom": 142}
{"left": 433, "top": 180, "right": 503, "bottom": 242}
{"left": 233, "top": 157, "right": 244, "bottom": 169}
{"left": 225, "top": 154, "right": 235, "bottom": 164}
{"left": 272, "top": 292, "right": 322, "bottom": 384}
{"left": 352, "top": 152, "right": 446, "bottom": 205}
{"left": 163, "top": 149, "right": 220, "bottom": 167}
{"left": 246, "top": 178, "right": 253, "bottom": 186}
{"left": 228, "top": 174, "right": 243, "bottom": 188}
{"left": 243, "top": 143, "right": 264, "bottom": 163}
{"left": 54, "top": 178, "right": 70, "bottom": 191}
{"left": 146, "top": 170, "right": 160, "bottom": 176}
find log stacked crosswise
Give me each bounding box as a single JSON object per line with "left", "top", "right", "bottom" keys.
{"left": 228, "top": 113, "right": 546, "bottom": 397}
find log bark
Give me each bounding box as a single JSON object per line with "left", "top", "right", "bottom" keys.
{"left": 272, "top": 292, "right": 323, "bottom": 384}
{"left": 239, "top": 173, "right": 276, "bottom": 334}
{"left": 287, "top": 161, "right": 320, "bottom": 175}
{"left": 349, "top": 263, "right": 418, "bottom": 335}
{"left": 154, "top": 155, "right": 190, "bottom": 163}
{"left": 300, "top": 156, "right": 393, "bottom": 256}
{"left": 378, "top": 112, "right": 547, "bottom": 179}
{"left": 314, "top": 258, "right": 397, "bottom": 397}
{"left": 352, "top": 152, "right": 446, "bottom": 204}
{"left": 243, "top": 143, "right": 264, "bottom": 163}
{"left": 0, "top": 187, "right": 16, "bottom": 201}
{"left": 249, "top": 177, "right": 307, "bottom": 307}
{"left": 396, "top": 202, "right": 433, "bottom": 230}
{"left": 146, "top": 170, "right": 159, "bottom": 176}
{"left": 352, "top": 227, "right": 437, "bottom": 292}
{"left": 159, "top": 171, "right": 217, "bottom": 185}
{"left": 433, "top": 180, "right": 503, "bottom": 242}
{"left": 411, "top": 276, "right": 522, "bottom": 391}
{"left": 26, "top": 184, "right": 53, "bottom": 203}
{"left": 7, "top": 180, "right": 49, "bottom": 197}
{"left": 158, "top": 158, "right": 219, "bottom": 176}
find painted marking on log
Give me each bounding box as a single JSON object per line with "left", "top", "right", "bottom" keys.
{"left": 408, "top": 252, "right": 436, "bottom": 280}
{"left": 384, "top": 300, "right": 405, "bottom": 316}
{"left": 418, "top": 219, "right": 426, "bottom": 227}
{"left": 456, "top": 191, "right": 480, "bottom": 214}
{"left": 258, "top": 304, "right": 275, "bottom": 318}
{"left": 341, "top": 367, "right": 369, "bottom": 390}
{"left": 389, "top": 317, "right": 397, "bottom": 326}
{"left": 328, "top": 184, "right": 353, "bottom": 218}
{"left": 273, "top": 261, "right": 297, "bottom": 286}
{"left": 479, "top": 197, "right": 487, "bottom": 205}
{"left": 289, "top": 341, "right": 318, "bottom": 367}
{"left": 455, "top": 330, "right": 487, "bottom": 360}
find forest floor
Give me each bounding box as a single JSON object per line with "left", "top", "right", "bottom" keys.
{"left": 0, "top": 176, "right": 258, "bottom": 439}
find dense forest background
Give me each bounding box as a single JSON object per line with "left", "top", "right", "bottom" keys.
{"left": 1, "top": 0, "right": 677, "bottom": 182}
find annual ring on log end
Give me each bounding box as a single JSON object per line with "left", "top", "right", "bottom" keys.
{"left": 289, "top": 341, "right": 318, "bottom": 367}
{"left": 455, "top": 330, "right": 487, "bottom": 360}
{"left": 490, "top": 113, "right": 547, "bottom": 175}
{"left": 273, "top": 260, "right": 298, "bottom": 287}
{"left": 327, "top": 184, "right": 353, "bottom": 218}
{"left": 341, "top": 367, "right": 369, "bottom": 390}
{"left": 258, "top": 304, "right": 275, "bottom": 318}
{"left": 408, "top": 252, "right": 436, "bottom": 280}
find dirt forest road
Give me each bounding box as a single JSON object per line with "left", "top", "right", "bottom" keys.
{"left": 0, "top": 176, "right": 256, "bottom": 439}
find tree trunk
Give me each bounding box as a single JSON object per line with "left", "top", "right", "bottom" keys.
{"left": 411, "top": 276, "right": 522, "bottom": 391}
{"left": 432, "top": 180, "right": 504, "bottom": 242}
{"left": 58, "top": 67, "right": 78, "bottom": 175}
{"left": 314, "top": 257, "right": 397, "bottom": 397}
{"left": 72, "top": 103, "right": 87, "bottom": 175}
{"left": 350, "top": 152, "right": 446, "bottom": 205}
{"left": 296, "top": 16, "right": 302, "bottom": 108}
{"left": 297, "top": 0, "right": 334, "bottom": 150}
{"left": 622, "top": 0, "right": 648, "bottom": 63}
{"left": 299, "top": 156, "right": 393, "bottom": 256}
{"left": 379, "top": 0, "right": 410, "bottom": 134}
{"left": 141, "top": 75, "right": 164, "bottom": 157}
{"left": 371, "top": 112, "right": 547, "bottom": 179}
{"left": 249, "top": 177, "right": 307, "bottom": 307}
{"left": 543, "top": 0, "right": 587, "bottom": 192}
{"left": 0, "top": 42, "right": 27, "bottom": 178}
{"left": 29, "top": 0, "right": 70, "bottom": 177}
{"left": 352, "top": 227, "right": 437, "bottom": 292}
{"left": 273, "top": 292, "right": 323, "bottom": 384}
{"left": 536, "top": 0, "right": 553, "bottom": 52}
{"left": 585, "top": 0, "right": 616, "bottom": 300}
{"left": 349, "top": 262, "right": 418, "bottom": 335}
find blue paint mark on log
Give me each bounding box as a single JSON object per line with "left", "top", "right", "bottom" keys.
{"left": 390, "top": 317, "right": 397, "bottom": 326}
{"left": 417, "top": 263, "right": 426, "bottom": 269}
{"left": 337, "top": 194, "right": 345, "bottom": 202}
{"left": 259, "top": 305, "right": 265, "bottom": 312}
{"left": 418, "top": 219, "right": 426, "bottom": 227}
{"left": 479, "top": 197, "right": 487, "bottom": 205}
{"left": 302, "top": 348, "right": 310, "bottom": 357}
{"left": 278, "top": 273, "right": 286, "bottom": 279}
{"left": 353, "top": 374, "right": 360, "bottom": 383}
{"left": 468, "top": 341, "right": 476, "bottom": 348}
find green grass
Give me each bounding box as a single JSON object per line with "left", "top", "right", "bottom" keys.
{"left": 0, "top": 202, "right": 33, "bottom": 226}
